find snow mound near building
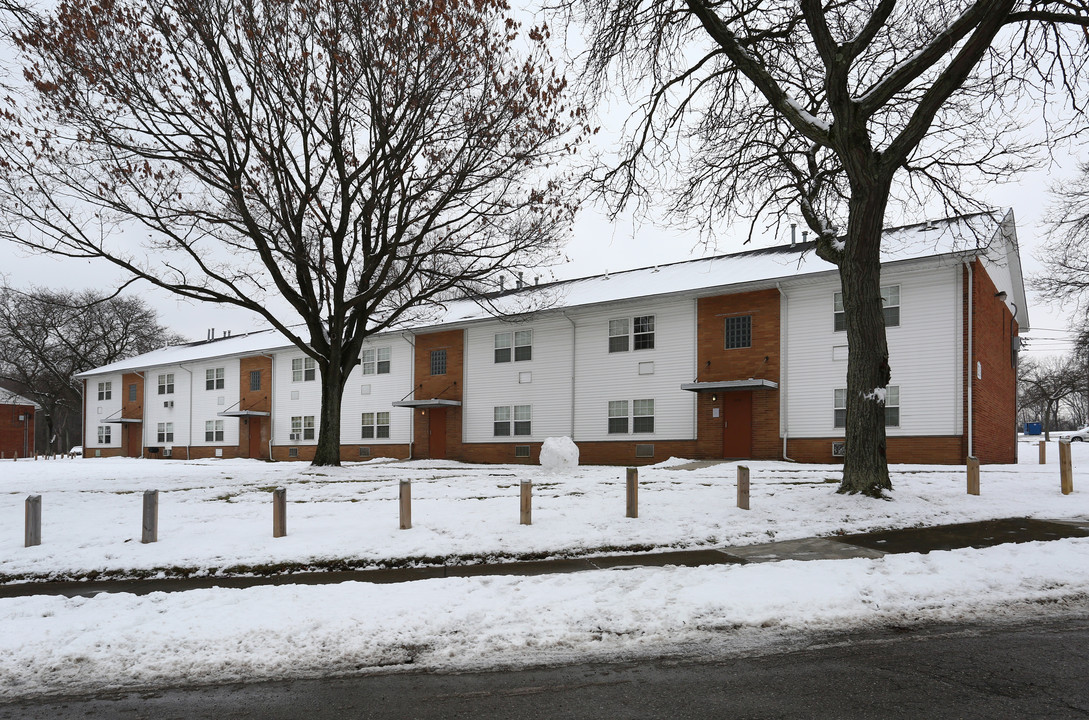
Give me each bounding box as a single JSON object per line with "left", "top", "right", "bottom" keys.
{"left": 540, "top": 436, "right": 579, "bottom": 474}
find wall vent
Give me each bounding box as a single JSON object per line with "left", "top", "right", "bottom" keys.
{"left": 831, "top": 441, "right": 846, "bottom": 457}
{"left": 515, "top": 445, "right": 531, "bottom": 458}
{"left": 635, "top": 444, "right": 654, "bottom": 458}
{"left": 359, "top": 446, "right": 371, "bottom": 457}
{"left": 288, "top": 447, "right": 299, "bottom": 458}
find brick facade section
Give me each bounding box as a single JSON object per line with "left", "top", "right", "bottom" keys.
{"left": 693, "top": 289, "right": 782, "bottom": 460}
{"left": 0, "top": 402, "right": 35, "bottom": 458}
{"left": 121, "top": 372, "right": 144, "bottom": 457}
{"left": 787, "top": 436, "right": 964, "bottom": 465}
{"left": 411, "top": 330, "right": 464, "bottom": 460}
{"left": 238, "top": 356, "right": 273, "bottom": 459}
{"left": 965, "top": 261, "right": 1019, "bottom": 464}
{"left": 271, "top": 444, "right": 410, "bottom": 462}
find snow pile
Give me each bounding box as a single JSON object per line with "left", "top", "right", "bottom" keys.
{"left": 539, "top": 436, "right": 579, "bottom": 474}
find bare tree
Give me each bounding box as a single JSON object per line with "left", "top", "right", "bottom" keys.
{"left": 1018, "top": 354, "right": 1085, "bottom": 440}
{"left": 0, "top": 0, "right": 588, "bottom": 465}
{"left": 0, "top": 285, "right": 186, "bottom": 454}
{"left": 564, "top": 0, "right": 1089, "bottom": 495}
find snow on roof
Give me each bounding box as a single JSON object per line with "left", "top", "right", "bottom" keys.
{"left": 0, "top": 389, "right": 41, "bottom": 409}
{"left": 79, "top": 210, "right": 1013, "bottom": 378}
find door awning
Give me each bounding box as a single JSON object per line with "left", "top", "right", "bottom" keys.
{"left": 391, "top": 399, "right": 462, "bottom": 408}
{"left": 217, "top": 410, "right": 271, "bottom": 417}
{"left": 680, "top": 379, "right": 778, "bottom": 392}
{"left": 103, "top": 417, "right": 143, "bottom": 424}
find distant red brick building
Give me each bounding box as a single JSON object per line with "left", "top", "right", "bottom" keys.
{"left": 0, "top": 390, "right": 38, "bottom": 459}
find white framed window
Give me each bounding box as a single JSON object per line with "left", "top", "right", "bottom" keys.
{"left": 362, "top": 347, "right": 391, "bottom": 375}
{"left": 608, "top": 400, "right": 628, "bottom": 434}
{"left": 97, "top": 381, "right": 112, "bottom": 401}
{"left": 834, "top": 388, "right": 847, "bottom": 428}
{"left": 834, "top": 286, "right": 900, "bottom": 331}
{"left": 205, "top": 367, "right": 225, "bottom": 390}
{"left": 205, "top": 419, "right": 224, "bottom": 442}
{"left": 885, "top": 386, "right": 900, "bottom": 427}
{"left": 633, "top": 399, "right": 655, "bottom": 433}
{"left": 97, "top": 425, "right": 112, "bottom": 444}
{"left": 361, "top": 411, "right": 391, "bottom": 439}
{"left": 292, "top": 357, "right": 316, "bottom": 382}
{"left": 493, "top": 405, "right": 531, "bottom": 436}
{"left": 495, "top": 330, "right": 533, "bottom": 363}
{"left": 157, "top": 422, "right": 174, "bottom": 443}
{"left": 609, "top": 315, "right": 655, "bottom": 352}
{"left": 157, "top": 373, "right": 174, "bottom": 395}
{"left": 291, "top": 415, "right": 316, "bottom": 441}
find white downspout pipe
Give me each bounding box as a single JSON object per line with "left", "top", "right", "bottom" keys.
{"left": 777, "top": 282, "right": 794, "bottom": 461}
{"left": 178, "top": 363, "right": 194, "bottom": 460}
{"left": 401, "top": 333, "right": 416, "bottom": 460}
{"left": 261, "top": 354, "right": 275, "bottom": 461}
{"left": 965, "top": 260, "right": 974, "bottom": 459}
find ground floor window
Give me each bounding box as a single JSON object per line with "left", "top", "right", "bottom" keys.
{"left": 494, "top": 405, "right": 531, "bottom": 436}
{"left": 97, "top": 425, "right": 111, "bottom": 444}
{"left": 291, "top": 415, "right": 315, "bottom": 441}
{"left": 205, "top": 419, "right": 224, "bottom": 442}
{"left": 362, "top": 411, "right": 391, "bottom": 439}
{"left": 834, "top": 386, "right": 899, "bottom": 428}
{"left": 157, "top": 422, "right": 174, "bottom": 443}
{"left": 609, "top": 399, "right": 655, "bottom": 434}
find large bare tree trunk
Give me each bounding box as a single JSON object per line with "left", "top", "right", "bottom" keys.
{"left": 313, "top": 361, "right": 347, "bottom": 466}
{"left": 838, "top": 188, "right": 893, "bottom": 497}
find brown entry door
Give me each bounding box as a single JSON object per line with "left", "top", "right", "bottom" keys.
{"left": 430, "top": 408, "right": 447, "bottom": 459}
{"left": 722, "top": 392, "right": 753, "bottom": 458}
{"left": 247, "top": 418, "right": 266, "bottom": 459}
{"left": 125, "top": 423, "right": 142, "bottom": 458}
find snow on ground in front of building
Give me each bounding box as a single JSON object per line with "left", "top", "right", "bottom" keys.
{"left": 0, "top": 440, "right": 1087, "bottom": 697}
{"left": 2, "top": 441, "right": 1085, "bottom": 580}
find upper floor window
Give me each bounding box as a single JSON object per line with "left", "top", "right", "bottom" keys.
{"left": 609, "top": 315, "right": 655, "bottom": 353}
{"left": 361, "top": 411, "right": 391, "bottom": 439}
{"left": 128, "top": 383, "right": 137, "bottom": 402}
{"left": 495, "top": 330, "right": 533, "bottom": 363}
{"left": 724, "top": 316, "right": 752, "bottom": 349}
{"left": 157, "top": 373, "right": 174, "bottom": 395}
{"left": 430, "top": 349, "right": 447, "bottom": 375}
{"left": 834, "top": 286, "right": 900, "bottom": 331}
{"left": 206, "top": 367, "right": 225, "bottom": 390}
{"left": 97, "top": 381, "right": 112, "bottom": 401}
{"left": 362, "top": 347, "right": 391, "bottom": 375}
{"left": 157, "top": 422, "right": 174, "bottom": 443}
{"left": 249, "top": 370, "right": 262, "bottom": 391}
{"left": 292, "top": 357, "right": 316, "bottom": 382}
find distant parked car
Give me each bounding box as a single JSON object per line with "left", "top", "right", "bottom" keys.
{"left": 68, "top": 446, "right": 82, "bottom": 457}
{"left": 1056, "top": 428, "right": 1089, "bottom": 442}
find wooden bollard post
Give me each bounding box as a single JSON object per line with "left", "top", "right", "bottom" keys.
{"left": 399, "top": 480, "right": 412, "bottom": 529}
{"left": 25, "top": 495, "right": 41, "bottom": 547}
{"left": 272, "top": 487, "right": 287, "bottom": 538}
{"left": 141, "top": 490, "right": 158, "bottom": 544}
{"left": 737, "top": 465, "right": 750, "bottom": 510}
{"left": 1039, "top": 440, "right": 1046, "bottom": 465}
{"left": 967, "top": 456, "right": 980, "bottom": 496}
{"left": 1060, "top": 440, "right": 1073, "bottom": 495}
{"left": 625, "top": 467, "right": 638, "bottom": 518}
{"left": 520, "top": 480, "right": 532, "bottom": 525}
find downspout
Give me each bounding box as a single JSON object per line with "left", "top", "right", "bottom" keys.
{"left": 562, "top": 313, "right": 576, "bottom": 438}
{"left": 261, "top": 354, "right": 275, "bottom": 461}
{"left": 965, "top": 260, "right": 974, "bottom": 459}
{"left": 401, "top": 332, "right": 415, "bottom": 460}
{"left": 135, "top": 371, "right": 145, "bottom": 459}
{"left": 777, "top": 282, "right": 794, "bottom": 461}
{"left": 178, "top": 363, "right": 193, "bottom": 460}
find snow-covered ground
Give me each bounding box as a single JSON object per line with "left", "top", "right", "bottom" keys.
{"left": 1, "top": 440, "right": 1087, "bottom": 698}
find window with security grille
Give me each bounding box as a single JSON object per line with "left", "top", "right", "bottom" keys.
{"left": 430, "top": 349, "right": 447, "bottom": 375}
{"left": 724, "top": 316, "right": 752, "bottom": 349}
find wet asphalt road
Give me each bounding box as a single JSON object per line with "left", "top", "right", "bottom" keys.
{"left": 4, "top": 616, "right": 1088, "bottom": 719}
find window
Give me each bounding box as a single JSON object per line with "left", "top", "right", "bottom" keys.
{"left": 495, "top": 330, "right": 533, "bottom": 363}
{"left": 97, "top": 382, "right": 112, "bottom": 401}
{"left": 362, "top": 347, "right": 391, "bottom": 375}
{"left": 291, "top": 415, "right": 316, "bottom": 441}
{"left": 361, "top": 412, "right": 391, "bottom": 439}
{"left": 430, "top": 349, "right": 447, "bottom": 375}
{"left": 834, "top": 286, "right": 900, "bottom": 331}
{"left": 157, "top": 422, "right": 174, "bottom": 443}
{"left": 97, "top": 425, "right": 112, "bottom": 444}
{"left": 608, "top": 400, "right": 628, "bottom": 434}
{"left": 205, "top": 419, "right": 224, "bottom": 442}
{"left": 157, "top": 374, "right": 174, "bottom": 395}
{"left": 724, "top": 316, "right": 752, "bottom": 349}
{"left": 292, "top": 357, "right": 316, "bottom": 382}
{"left": 633, "top": 399, "right": 655, "bottom": 433}
{"left": 834, "top": 388, "right": 847, "bottom": 428}
{"left": 494, "top": 405, "right": 531, "bottom": 436}
{"left": 128, "top": 383, "right": 137, "bottom": 402}
{"left": 249, "top": 370, "right": 262, "bottom": 391}
{"left": 206, "top": 367, "right": 225, "bottom": 390}
{"left": 609, "top": 316, "right": 655, "bottom": 352}
{"left": 885, "top": 386, "right": 900, "bottom": 427}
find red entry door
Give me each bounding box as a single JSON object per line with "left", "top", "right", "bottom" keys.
{"left": 722, "top": 392, "right": 753, "bottom": 458}
{"left": 247, "top": 418, "right": 266, "bottom": 459}
{"left": 125, "top": 423, "right": 142, "bottom": 458}
{"left": 430, "top": 408, "right": 447, "bottom": 459}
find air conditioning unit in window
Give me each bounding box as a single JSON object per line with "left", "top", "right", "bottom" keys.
{"left": 831, "top": 441, "right": 846, "bottom": 457}
{"left": 289, "top": 433, "right": 301, "bottom": 441}
{"left": 162, "top": 448, "right": 173, "bottom": 458}
{"left": 163, "top": 401, "right": 174, "bottom": 408}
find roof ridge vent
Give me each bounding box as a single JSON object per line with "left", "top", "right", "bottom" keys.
{"left": 920, "top": 219, "right": 939, "bottom": 231}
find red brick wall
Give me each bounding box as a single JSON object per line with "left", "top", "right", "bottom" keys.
{"left": 271, "top": 444, "right": 410, "bottom": 462}
{"left": 411, "top": 330, "right": 464, "bottom": 460}
{"left": 0, "top": 403, "right": 35, "bottom": 458}
{"left": 787, "top": 436, "right": 964, "bottom": 464}
{"left": 964, "top": 261, "right": 1018, "bottom": 464}
{"left": 239, "top": 356, "right": 272, "bottom": 413}
{"left": 693, "top": 289, "right": 781, "bottom": 459}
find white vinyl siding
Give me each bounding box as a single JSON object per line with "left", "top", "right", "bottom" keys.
{"left": 338, "top": 336, "right": 413, "bottom": 445}
{"left": 784, "top": 265, "right": 961, "bottom": 438}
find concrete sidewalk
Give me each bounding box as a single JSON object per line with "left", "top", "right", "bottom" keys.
{"left": 2, "top": 517, "right": 1086, "bottom": 599}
